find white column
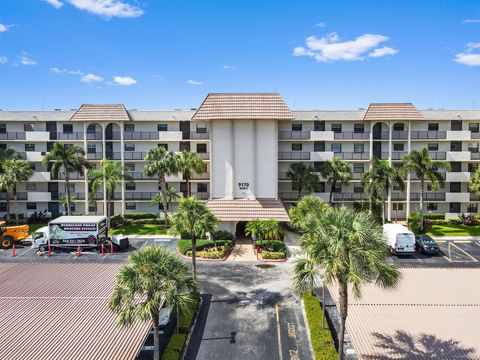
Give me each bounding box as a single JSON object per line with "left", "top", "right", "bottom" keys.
{"left": 369, "top": 122, "right": 373, "bottom": 165}
{"left": 83, "top": 122, "right": 89, "bottom": 215}
{"left": 102, "top": 123, "right": 107, "bottom": 216}
{"left": 387, "top": 122, "right": 392, "bottom": 221}
{"left": 120, "top": 123, "right": 125, "bottom": 216}
{"left": 406, "top": 121, "right": 411, "bottom": 217}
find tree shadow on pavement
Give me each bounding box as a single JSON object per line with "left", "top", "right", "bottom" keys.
{"left": 363, "top": 330, "right": 476, "bottom": 360}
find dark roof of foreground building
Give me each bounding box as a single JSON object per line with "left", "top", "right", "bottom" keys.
{"left": 206, "top": 198, "right": 290, "bottom": 222}
{"left": 69, "top": 104, "right": 132, "bottom": 122}
{"left": 192, "top": 93, "right": 294, "bottom": 121}
{"left": 0, "top": 262, "right": 150, "bottom": 360}
{"left": 362, "top": 103, "right": 424, "bottom": 121}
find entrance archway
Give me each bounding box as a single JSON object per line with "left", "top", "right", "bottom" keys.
{"left": 235, "top": 221, "right": 249, "bottom": 240}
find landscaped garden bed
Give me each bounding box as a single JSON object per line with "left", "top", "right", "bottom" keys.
{"left": 109, "top": 212, "right": 168, "bottom": 235}
{"left": 254, "top": 240, "right": 287, "bottom": 261}
{"left": 408, "top": 212, "right": 480, "bottom": 236}
{"left": 246, "top": 219, "right": 287, "bottom": 261}
{"left": 177, "top": 239, "right": 234, "bottom": 260}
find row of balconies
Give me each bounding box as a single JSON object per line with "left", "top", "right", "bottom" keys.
{"left": 0, "top": 131, "right": 210, "bottom": 141}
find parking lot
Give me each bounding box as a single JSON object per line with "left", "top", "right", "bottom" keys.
{"left": 390, "top": 239, "right": 480, "bottom": 267}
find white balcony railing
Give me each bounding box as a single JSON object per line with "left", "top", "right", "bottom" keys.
{"left": 27, "top": 192, "right": 52, "bottom": 202}
{"left": 446, "top": 131, "right": 471, "bottom": 141}
{"left": 310, "top": 131, "right": 334, "bottom": 141}
{"left": 310, "top": 151, "right": 335, "bottom": 161}
{"left": 445, "top": 193, "right": 470, "bottom": 203}
{"left": 445, "top": 172, "right": 471, "bottom": 183}
{"left": 446, "top": 151, "right": 471, "bottom": 162}
{"left": 158, "top": 131, "right": 183, "bottom": 141}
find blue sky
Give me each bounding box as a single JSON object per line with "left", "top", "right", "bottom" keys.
{"left": 1, "top": 0, "right": 480, "bottom": 110}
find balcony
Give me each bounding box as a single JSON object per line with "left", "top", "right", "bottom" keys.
{"left": 0, "top": 192, "right": 27, "bottom": 200}
{"left": 446, "top": 151, "right": 470, "bottom": 161}
{"left": 391, "top": 193, "right": 407, "bottom": 201}
{"left": 191, "top": 192, "right": 209, "bottom": 200}
{"left": 340, "top": 152, "right": 369, "bottom": 160}
{"left": 446, "top": 131, "right": 471, "bottom": 141}
{"left": 58, "top": 192, "right": 86, "bottom": 200}
{"left": 279, "top": 151, "right": 311, "bottom": 160}
{"left": 278, "top": 172, "right": 290, "bottom": 180}
{"left": 28, "top": 192, "right": 52, "bottom": 202}
{"left": 380, "top": 151, "right": 408, "bottom": 160}
{"left": 188, "top": 132, "right": 209, "bottom": 140}
{"left": 310, "top": 151, "right": 333, "bottom": 161}
{"left": 86, "top": 132, "right": 103, "bottom": 140}
{"left": 410, "top": 192, "right": 446, "bottom": 201}
{"left": 0, "top": 132, "right": 26, "bottom": 140}
{"left": 279, "top": 192, "right": 307, "bottom": 201}
{"left": 391, "top": 131, "right": 408, "bottom": 140}
{"left": 446, "top": 172, "right": 471, "bottom": 182}
{"left": 471, "top": 152, "right": 480, "bottom": 160}
{"left": 50, "top": 132, "right": 84, "bottom": 141}
{"left": 372, "top": 131, "right": 389, "bottom": 140}
{"left": 25, "top": 131, "right": 50, "bottom": 141}
{"left": 105, "top": 132, "right": 121, "bottom": 140}
{"left": 278, "top": 131, "right": 311, "bottom": 140}
{"left": 410, "top": 131, "right": 447, "bottom": 140}
{"left": 25, "top": 151, "right": 46, "bottom": 162}
{"left": 54, "top": 172, "right": 84, "bottom": 180}
{"left": 471, "top": 132, "right": 480, "bottom": 139}
{"left": 128, "top": 172, "right": 156, "bottom": 180}
{"left": 352, "top": 172, "right": 364, "bottom": 180}
{"left": 334, "top": 131, "right": 370, "bottom": 140}
{"left": 310, "top": 131, "right": 334, "bottom": 141}
{"left": 445, "top": 192, "right": 470, "bottom": 203}
{"left": 87, "top": 152, "right": 103, "bottom": 160}
{"left": 29, "top": 172, "right": 51, "bottom": 182}
{"left": 123, "top": 192, "right": 158, "bottom": 200}
{"left": 123, "top": 152, "right": 149, "bottom": 160}
{"left": 470, "top": 193, "right": 480, "bottom": 201}
{"left": 333, "top": 193, "right": 368, "bottom": 201}
{"left": 191, "top": 172, "right": 210, "bottom": 180}
{"left": 429, "top": 151, "right": 446, "bottom": 160}
{"left": 158, "top": 131, "right": 183, "bottom": 141}
{"left": 124, "top": 131, "right": 160, "bottom": 141}
{"left": 410, "top": 171, "right": 446, "bottom": 180}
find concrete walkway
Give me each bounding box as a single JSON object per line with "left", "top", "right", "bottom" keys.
{"left": 227, "top": 244, "right": 258, "bottom": 262}
{"left": 430, "top": 235, "right": 480, "bottom": 241}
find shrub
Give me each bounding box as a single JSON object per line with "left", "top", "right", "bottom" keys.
{"left": 130, "top": 218, "right": 165, "bottom": 225}
{"left": 448, "top": 218, "right": 462, "bottom": 225}
{"left": 212, "top": 230, "right": 234, "bottom": 241}
{"left": 123, "top": 212, "right": 157, "bottom": 220}
{"left": 109, "top": 214, "right": 132, "bottom": 228}
{"left": 458, "top": 213, "right": 478, "bottom": 226}
{"left": 303, "top": 292, "right": 337, "bottom": 360}
{"left": 161, "top": 333, "right": 187, "bottom": 360}
{"left": 178, "top": 239, "right": 233, "bottom": 255}
{"left": 261, "top": 251, "right": 286, "bottom": 259}
{"left": 424, "top": 213, "right": 445, "bottom": 220}
{"left": 179, "top": 294, "right": 200, "bottom": 334}
{"left": 430, "top": 219, "right": 449, "bottom": 225}
{"left": 407, "top": 213, "right": 421, "bottom": 234}
{"left": 254, "top": 240, "right": 287, "bottom": 253}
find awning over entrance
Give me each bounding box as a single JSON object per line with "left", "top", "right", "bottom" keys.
{"left": 206, "top": 198, "right": 290, "bottom": 222}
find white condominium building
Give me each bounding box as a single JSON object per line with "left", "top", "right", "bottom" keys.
{"left": 1, "top": 93, "right": 479, "bottom": 231}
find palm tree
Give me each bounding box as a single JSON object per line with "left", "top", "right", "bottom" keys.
{"left": 89, "top": 160, "right": 133, "bottom": 218}
{"left": 293, "top": 206, "right": 400, "bottom": 360}
{"left": 176, "top": 151, "right": 205, "bottom": 196}
{"left": 109, "top": 246, "right": 198, "bottom": 360}
{"left": 288, "top": 195, "right": 330, "bottom": 231}
{"left": 60, "top": 194, "right": 77, "bottom": 215}
{"left": 402, "top": 147, "right": 449, "bottom": 231}
{"left": 362, "top": 157, "right": 405, "bottom": 224}
{"left": 149, "top": 185, "right": 180, "bottom": 214}
{"left": 144, "top": 147, "right": 179, "bottom": 226}
{"left": 469, "top": 167, "right": 480, "bottom": 198}
{"left": 320, "top": 157, "right": 352, "bottom": 205}
{"left": 0, "top": 159, "right": 33, "bottom": 223}
{"left": 287, "top": 163, "right": 320, "bottom": 198}
{"left": 42, "top": 142, "right": 89, "bottom": 215}
{"left": 0, "top": 148, "right": 21, "bottom": 170}
{"left": 169, "top": 197, "right": 218, "bottom": 279}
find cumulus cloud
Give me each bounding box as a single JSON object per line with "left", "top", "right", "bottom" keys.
{"left": 293, "top": 32, "right": 398, "bottom": 62}
{"left": 19, "top": 55, "right": 37, "bottom": 65}
{"left": 455, "top": 42, "right": 480, "bottom": 66}
{"left": 81, "top": 73, "right": 103, "bottom": 83}
{"left": 50, "top": 67, "right": 67, "bottom": 74}
{"left": 315, "top": 22, "right": 326, "bottom": 28}
{"left": 187, "top": 79, "right": 203, "bottom": 85}
{"left": 0, "top": 56, "right": 7, "bottom": 64}
{"left": 462, "top": 19, "right": 480, "bottom": 24}
{"left": 113, "top": 75, "right": 137, "bottom": 85}
{"left": 223, "top": 64, "right": 237, "bottom": 70}
{"left": 0, "top": 24, "right": 10, "bottom": 32}
{"left": 43, "top": 0, "right": 143, "bottom": 18}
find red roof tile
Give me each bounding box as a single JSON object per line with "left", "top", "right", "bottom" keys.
{"left": 363, "top": 103, "right": 424, "bottom": 121}
{"left": 207, "top": 198, "right": 290, "bottom": 222}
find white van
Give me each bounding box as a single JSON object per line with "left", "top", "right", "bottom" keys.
{"left": 383, "top": 224, "right": 415, "bottom": 255}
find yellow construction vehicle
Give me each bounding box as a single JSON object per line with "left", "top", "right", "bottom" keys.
{"left": 0, "top": 221, "right": 30, "bottom": 249}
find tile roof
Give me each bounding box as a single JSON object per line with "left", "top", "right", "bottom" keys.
{"left": 206, "top": 198, "right": 290, "bottom": 222}
{"left": 69, "top": 104, "right": 132, "bottom": 122}
{"left": 363, "top": 103, "right": 424, "bottom": 121}
{"left": 192, "top": 93, "right": 294, "bottom": 121}
{"left": 0, "top": 263, "right": 150, "bottom": 360}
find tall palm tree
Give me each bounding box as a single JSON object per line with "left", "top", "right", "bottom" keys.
{"left": 0, "top": 159, "right": 33, "bottom": 223}
{"left": 42, "top": 142, "right": 89, "bottom": 216}
{"left": 144, "top": 147, "right": 179, "bottom": 226}
{"left": 149, "top": 185, "right": 180, "bottom": 214}
{"left": 287, "top": 163, "right": 320, "bottom": 198}
{"left": 362, "top": 157, "right": 405, "bottom": 224}
{"left": 0, "top": 148, "right": 20, "bottom": 169}
{"left": 402, "top": 147, "right": 449, "bottom": 231}
{"left": 293, "top": 206, "right": 400, "bottom": 360}
{"left": 89, "top": 160, "right": 133, "bottom": 218}
{"left": 320, "top": 157, "right": 352, "bottom": 205}
{"left": 109, "top": 246, "right": 198, "bottom": 360}
{"left": 169, "top": 197, "right": 218, "bottom": 279}
{"left": 176, "top": 151, "right": 205, "bottom": 196}
{"left": 288, "top": 195, "right": 330, "bottom": 231}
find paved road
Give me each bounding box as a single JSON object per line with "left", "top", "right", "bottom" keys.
{"left": 186, "top": 261, "right": 313, "bottom": 360}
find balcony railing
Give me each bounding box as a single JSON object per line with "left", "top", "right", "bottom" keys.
{"left": 278, "top": 151, "right": 311, "bottom": 160}
{"left": 191, "top": 173, "right": 209, "bottom": 180}
{"left": 86, "top": 132, "right": 103, "bottom": 140}
{"left": 391, "top": 131, "right": 408, "bottom": 140}
{"left": 333, "top": 193, "right": 368, "bottom": 201}
{"left": 372, "top": 131, "right": 389, "bottom": 140}
{"left": 124, "top": 132, "right": 160, "bottom": 141}
{"left": 105, "top": 132, "right": 121, "bottom": 140}
{"left": 191, "top": 192, "right": 209, "bottom": 200}
{"left": 352, "top": 172, "right": 364, "bottom": 180}
{"left": 197, "top": 153, "right": 210, "bottom": 160}
{"left": 87, "top": 152, "right": 103, "bottom": 160}
{"left": 410, "top": 192, "right": 446, "bottom": 201}
{"left": 410, "top": 131, "right": 447, "bottom": 140}
{"left": 279, "top": 192, "right": 308, "bottom": 201}
{"left": 334, "top": 132, "right": 370, "bottom": 140}
{"left": 189, "top": 132, "right": 210, "bottom": 140}
{"left": 127, "top": 172, "right": 156, "bottom": 180}
{"left": 53, "top": 173, "right": 85, "bottom": 180}
{"left": 278, "top": 172, "right": 290, "bottom": 180}
{"left": 278, "top": 131, "right": 311, "bottom": 140}
{"left": 429, "top": 151, "right": 446, "bottom": 160}
{"left": 340, "top": 152, "right": 369, "bottom": 160}
{"left": 471, "top": 132, "right": 480, "bottom": 139}
{"left": 58, "top": 192, "right": 86, "bottom": 200}
{"left": 0, "top": 132, "right": 26, "bottom": 140}
{"left": 379, "top": 151, "right": 408, "bottom": 160}
{"left": 471, "top": 152, "right": 480, "bottom": 160}
{"left": 50, "top": 132, "right": 84, "bottom": 141}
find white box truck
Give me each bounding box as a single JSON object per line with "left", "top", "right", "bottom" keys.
{"left": 383, "top": 224, "right": 415, "bottom": 255}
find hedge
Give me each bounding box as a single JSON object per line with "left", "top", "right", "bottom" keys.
{"left": 303, "top": 292, "right": 337, "bottom": 360}
{"left": 211, "top": 230, "right": 234, "bottom": 241}
{"left": 123, "top": 212, "right": 158, "bottom": 220}
{"left": 424, "top": 213, "right": 445, "bottom": 220}
{"left": 161, "top": 334, "right": 187, "bottom": 360}
{"left": 129, "top": 218, "right": 165, "bottom": 225}
{"left": 261, "top": 251, "right": 286, "bottom": 259}
{"left": 177, "top": 239, "right": 233, "bottom": 255}
{"left": 254, "top": 240, "right": 287, "bottom": 252}
{"left": 179, "top": 294, "right": 200, "bottom": 333}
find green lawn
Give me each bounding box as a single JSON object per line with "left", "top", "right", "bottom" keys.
{"left": 426, "top": 224, "right": 480, "bottom": 237}
{"left": 109, "top": 224, "right": 167, "bottom": 235}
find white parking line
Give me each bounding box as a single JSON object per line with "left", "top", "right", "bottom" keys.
{"left": 16, "top": 247, "right": 35, "bottom": 258}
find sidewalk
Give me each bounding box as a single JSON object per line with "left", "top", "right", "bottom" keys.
{"left": 120, "top": 234, "right": 179, "bottom": 239}
{"left": 430, "top": 236, "right": 480, "bottom": 241}
{"left": 226, "top": 244, "right": 258, "bottom": 261}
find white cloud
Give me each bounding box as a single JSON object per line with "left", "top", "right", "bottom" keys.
{"left": 369, "top": 46, "right": 398, "bottom": 58}
{"left": 0, "top": 24, "right": 10, "bottom": 32}
{"left": 69, "top": 69, "right": 84, "bottom": 75}
{"left": 113, "top": 75, "right": 137, "bottom": 85}
{"left": 315, "top": 22, "right": 326, "bottom": 28}
{"left": 43, "top": 0, "right": 64, "bottom": 8}
{"left": 466, "top": 42, "right": 480, "bottom": 50}
{"left": 455, "top": 53, "right": 480, "bottom": 66}
{"left": 50, "top": 67, "right": 67, "bottom": 74}
{"left": 81, "top": 73, "right": 103, "bottom": 83}
{"left": 187, "top": 79, "right": 203, "bottom": 85}
{"left": 293, "top": 32, "right": 397, "bottom": 62}
{"left": 19, "top": 55, "right": 37, "bottom": 65}
{"left": 462, "top": 19, "right": 480, "bottom": 24}
{"left": 223, "top": 64, "right": 237, "bottom": 70}
{"left": 0, "top": 56, "right": 7, "bottom": 64}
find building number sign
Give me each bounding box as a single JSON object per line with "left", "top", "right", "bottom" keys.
{"left": 238, "top": 182, "right": 249, "bottom": 191}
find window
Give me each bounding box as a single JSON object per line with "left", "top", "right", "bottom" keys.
{"left": 354, "top": 124, "right": 364, "bottom": 133}
{"left": 467, "top": 203, "right": 478, "bottom": 213}
{"left": 428, "top": 143, "right": 438, "bottom": 151}
{"left": 331, "top": 124, "right": 342, "bottom": 133}
{"left": 450, "top": 182, "right": 461, "bottom": 193}
{"left": 393, "top": 143, "right": 404, "bottom": 151}
{"left": 331, "top": 143, "right": 342, "bottom": 153}
{"left": 26, "top": 183, "right": 36, "bottom": 191}
{"left": 450, "top": 202, "right": 461, "bottom": 213}
{"left": 292, "top": 143, "right": 302, "bottom": 151}
{"left": 47, "top": 142, "right": 54, "bottom": 152}
{"left": 25, "top": 144, "right": 35, "bottom": 152}
{"left": 427, "top": 203, "right": 437, "bottom": 211}
{"left": 313, "top": 162, "right": 323, "bottom": 172}
{"left": 125, "top": 163, "right": 135, "bottom": 171}
{"left": 126, "top": 183, "right": 136, "bottom": 191}
{"left": 292, "top": 124, "right": 302, "bottom": 131}
{"left": 63, "top": 124, "right": 73, "bottom": 133}
{"left": 451, "top": 120, "right": 462, "bottom": 131}
{"left": 179, "top": 142, "right": 190, "bottom": 152}
{"left": 314, "top": 141, "right": 325, "bottom": 152}
{"left": 468, "top": 143, "right": 479, "bottom": 153}
{"left": 0, "top": 144, "right": 6, "bottom": 150}
{"left": 124, "top": 124, "right": 135, "bottom": 132}
{"left": 87, "top": 124, "right": 96, "bottom": 134}
{"left": 26, "top": 202, "right": 37, "bottom": 210}
{"left": 393, "top": 203, "right": 404, "bottom": 211}
{"left": 469, "top": 163, "right": 478, "bottom": 173}
{"left": 87, "top": 144, "right": 96, "bottom": 154}
{"left": 126, "top": 202, "right": 136, "bottom": 210}
{"left": 124, "top": 143, "right": 135, "bottom": 152}
{"left": 157, "top": 124, "right": 168, "bottom": 132}
{"left": 354, "top": 163, "right": 364, "bottom": 173}
{"left": 158, "top": 143, "right": 168, "bottom": 150}
{"left": 450, "top": 162, "right": 461, "bottom": 172}
{"left": 197, "top": 144, "right": 207, "bottom": 153}
{"left": 24, "top": 123, "right": 34, "bottom": 132}
{"left": 89, "top": 204, "right": 97, "bottom": 213}
{"left": 354, "top": 144, "right": 364, "bottom": 153}
{"left": 197, "top": 183, "right": 208, "bottom": 193}
{"left": 314, "top": 121, "right": 325, "bottom": 131}
{"left": 427, "top": 184, "right": 432, "bottom": 191}
{"left": 450, "top": 141, "right": 462, "bottom": 152}
{"left": 67, "top": 183, "right": 75, "bottom": 192}
{"left": 196, "top": 124, "right": 207, "bottom": 133}
{"left": 469, "top": 123, "right": 479, "bottom": 133}
{"left": 0, "top": 124, "right": 6, "bottom": 133}
{"left": 428, "top": 123, "right": 439, "bottom": 131}
{"left": 354, "top": 185, "right": 364, "bottom": 193}
{"left": 0, "top": 203, "right": 6, "bottom": 212}
{"left": 393, "top": 123, "right": 405, "bottom": 131}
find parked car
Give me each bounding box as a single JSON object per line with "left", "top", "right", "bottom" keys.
{"left": 383, "top": 224, "right": 416, "bottom": 255}
{"left": 159, "top": 305, "right": 174, "bottom": 327}
{"left": 415, "top": 234, "right": 440, "bottom": 255}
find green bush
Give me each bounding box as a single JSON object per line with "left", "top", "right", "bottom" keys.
{"left": 261, "top": 251, "right": 286, "bottom": 259}
{"left": 161, "top": 333, "right": 187, "bottom": 360}
{"left": 430, "top": 219, "right": 449, "bottom": 225}
{"left": 407, "top": 213, "right": 421, "bottom": 234}
{"left": 448, "top": 218, "right": 462, "bottom": 225}
{"left": 130, "top": 218, "right": 165, "bottom": 225}
{"left": 179, "top": 294, "right": 200, "bottom": 333}
{"left": 303, "top": 292, "right": 337, "bottom": 360}
{"left": 212, "top": 230, "right": 234, "bottom": 240}
{"left": 109, "top": 214, "right": 131, "bottom": 228}
{"left": 254, "top": 240, "right": 287, "bottom": 252}
{"left": 177, "top": 239, "right": 233, "bottom": 255}
{"left": 123, "top": 212, "right": 158, "bottom": 220}
{"left": 424, "top": 213, "right": 445, "bottom": 220}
